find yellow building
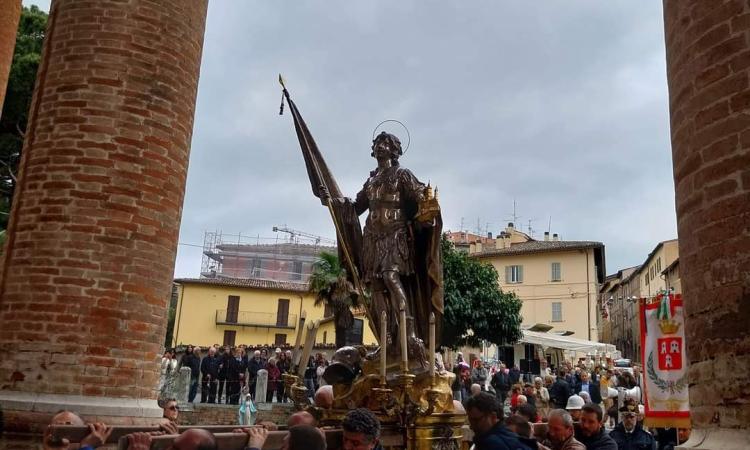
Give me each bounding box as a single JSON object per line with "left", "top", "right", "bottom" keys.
{"left": 171, "top": 277, "right": 377, "bottom": 348}
{"left": 468, "top": 223, "right": 605, "bottom": 341}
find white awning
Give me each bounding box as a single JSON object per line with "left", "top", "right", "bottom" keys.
{"left": 520, "top": 330, "right": 617, "bottom": 354}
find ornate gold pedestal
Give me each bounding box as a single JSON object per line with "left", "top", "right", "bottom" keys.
{"left": 407, "top": 413, "right": 466, "bottom": 450}
{"left": 314, "top": 368, "right": 466, "bottom": 450}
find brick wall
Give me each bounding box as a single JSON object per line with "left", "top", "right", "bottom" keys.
{"left": 664, "top": 0, "right": 750, "bottom": 429}
{"left": 0, "top": 0, "right": 207, "bottom": 399}
{"left": 178, "top": 403, "right": 294, "bottom": 426}
{"left": 0, "top": 0, "right": 21, "bottom": 113}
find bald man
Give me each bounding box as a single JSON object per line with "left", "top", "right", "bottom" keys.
{"left": 44, "top": 411, "right": 112, "bottom": 450}
{"left": 287, "top": 411, "right": 317, "bottom": 427}
{"left": 314, "top": 385, "right": 334, "bottom": 409}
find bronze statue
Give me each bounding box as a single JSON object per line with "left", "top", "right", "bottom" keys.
{"left": 346, "top": 132, "right": 442, "bottom": 358}
{"left": 280, "top": 82, "right": 443, "bottom": 365}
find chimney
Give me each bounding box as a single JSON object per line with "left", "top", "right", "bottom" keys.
{"left": 503, "top": 232, "right": 511, "bottom": 248}
{"left": 544, "top": 232, "right": 550, "bottom": 241}
{"left": 475, "top": 242, "right": 483, "bottom": 252}
{"left": 487, "top": 232, "right": 493, "bottom": 239}
{"left": 506, "top": 222, "right": 514, "bottom": 234}
{"left": 495, "top": 235, "right": 504, "bottom": 249}
{"left": 469, "top": 243, "right": 476, "bottom": 253}
{"left": 552, "top": 233, "right": 559, "bottom": 242}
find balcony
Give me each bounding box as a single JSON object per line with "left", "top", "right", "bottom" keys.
{"left": 215, "top": 310, "right": 298, "bottom": 329}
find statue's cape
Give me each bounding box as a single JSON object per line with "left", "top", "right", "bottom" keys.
{"left": 410, "top": 213, "right": 444, "bottom": 345}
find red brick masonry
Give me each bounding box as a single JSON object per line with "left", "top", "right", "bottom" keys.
{"left": 0, "top": 0, "right": 208, "bottom": 400}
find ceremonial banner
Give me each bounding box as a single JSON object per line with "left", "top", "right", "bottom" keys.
{"left": 640, "top": 292, "right": 690, "bottom": 428}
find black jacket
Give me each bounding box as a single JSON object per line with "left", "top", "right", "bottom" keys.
{"left": 509, "top": 368, "right": 521, "bottom": 384}
{"left": 609, "top": 423, "right": 656, "bottom": 450}
{"left": 575, "top": 427, "right": 618, "bottom": 450}
{"left": 200, "top": 354, "right": 221, "bottom": 379}
{"left": 491, "top": 371, "right": 510, "bottom": 394}
{"left": 180, "top": 352, "right": 200, "bottom": 379}
{"left": 225, "top": 356, "right": 246, "bottom": 381}
{"left": 472, "top": 422, "right": 533, "bottom": 450}
{"left": 549, "top": 377, "right": 573, "bottom": 408}
{"left": 247, "top": 357, "right": 266, "bottom": 378}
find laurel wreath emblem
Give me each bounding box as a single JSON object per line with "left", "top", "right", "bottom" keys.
{"left": 647, "top": 352, "right": 687, "bottom": 395}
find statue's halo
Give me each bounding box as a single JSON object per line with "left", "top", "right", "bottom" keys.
{"left": 372, "top": 119, "right": 411, "bottom": 154}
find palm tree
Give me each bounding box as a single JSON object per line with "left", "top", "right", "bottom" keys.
{"left": 309, "top": 251, "right": 359, "bottom": 348}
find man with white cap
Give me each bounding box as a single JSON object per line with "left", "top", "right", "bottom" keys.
{"left": 566, "top": 395, "right": 585, "bottom": 422}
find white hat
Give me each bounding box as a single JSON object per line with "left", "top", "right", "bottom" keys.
{"left": 566, "top": 395, "right": 585, "bottom": 410}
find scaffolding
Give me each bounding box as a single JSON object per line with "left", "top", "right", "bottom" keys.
{"left": 199, "top": 229, "right": 336, "bottom": 281}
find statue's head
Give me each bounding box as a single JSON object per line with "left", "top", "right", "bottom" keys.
{"left": 371, "top": 131, "right": 402, "bottom": 164}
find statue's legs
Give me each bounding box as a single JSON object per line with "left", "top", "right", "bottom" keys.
{"left": 383, "top": 269, "right": 408, "bottom": 321}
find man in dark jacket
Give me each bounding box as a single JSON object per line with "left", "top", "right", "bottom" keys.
{"left": 247, "top": 349, "right": 266, "bottom": 400}
{"left": 509, "top": 365, "right": 521, "bottom": 385}
{"left": 225, "top": 347, "right": 246, "bottom": 405}
{"left": 217, "top": 345, "right": 230, "bottom": 404}
{"left": 575, "top": 371, "right": 602, "bottom": 404}
{"left": 491, "top": 364, "right": 511, "bottom": 405}
{"left": 179, "top": 345, "right": 201, "bottom": 403}
{"left": 199, "top": 346, "right": 221, "bottom": 403}
{"left": 576, "top": 404, "right": 618, "bottom": 450}
{"left": 466, "top": 392, "right": 533, "bottom": 450}
{"left": 550, "top": 371, "right": 573, "bottom": 409}
{"left": 609, "top": 404, "right": 656, "bottom": 450}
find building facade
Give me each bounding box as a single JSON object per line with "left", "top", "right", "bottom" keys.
{"left": 469, "top": 223, "right": 605, "bottom": 341}
{"left": 600, "top": 239, "right": 679, "bottom": 363}
{"left": 172, "top": 278, "right": 377, "bottom": 348}
{"left": 201, "top": 231, "right": 336, "bottom": 282}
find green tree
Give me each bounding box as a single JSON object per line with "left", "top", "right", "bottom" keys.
{"left": 309, "top": 251, "right": 360, "bottom": 349}
{"left": 0, "top": 5, "right": 48, "bottom": 230}
{"left": 441, "top": 237, "right": 523, "bottom": 349}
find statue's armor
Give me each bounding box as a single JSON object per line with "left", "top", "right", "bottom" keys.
{"left": 354, "top": 166, "right": 424, "bottom": 283}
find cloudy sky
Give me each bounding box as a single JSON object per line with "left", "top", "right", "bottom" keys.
{"left": 25, "top": 1, "right": 676, "bottom": 278}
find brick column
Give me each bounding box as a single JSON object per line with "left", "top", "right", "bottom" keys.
{"left": 0, "top": 0, "right": 207, "bottom": 428}
{"left": 664, "top": 1, "right": 750, "bottom": 448}
{"left": 0, "top": 0, "right": 22, "bottom": 116}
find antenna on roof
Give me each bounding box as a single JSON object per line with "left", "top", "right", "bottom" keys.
{"left": 548, "top": 216, "right": 552, "bottom": 233}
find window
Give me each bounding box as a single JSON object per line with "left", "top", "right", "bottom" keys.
{"left": 324, "top": 304, "right": 333, "bottom": 318}
{"left": 551, "top": 262, "right": 561, "bottom": 282}
{"left": 552, "top": 302, "right": 562, "bottom": 322}
{"left": 276, "top": 298, "right": 290, "bottom": 327}
{"left": 225, "top": 295, "right": 239, "bottom": 323}
{"left": 291, "top": 260, "right": 303, "bottom": 281}
{"left": 274, "top": 333, "right": 287, "bottom": 346}
{"left": 345, "top": 319, "right": 364, "bottom": 345}
{"left": 505, "top": 265, "right": 523, "bottom": 283}
{"left": 657, "top": 257, "right": 661, "bottom": 273}
{"left": 645, "top": 275, "right": 649, "bottom": 286}
{"left": 322, "top": 331, "right": 327, "bottom": 344}
{"left": 223, "top": 330, "right": 236, "bottom": 347}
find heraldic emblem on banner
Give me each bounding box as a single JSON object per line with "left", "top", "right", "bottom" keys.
{"left": 640, "top": 290, "right": 691, "bottom": 428}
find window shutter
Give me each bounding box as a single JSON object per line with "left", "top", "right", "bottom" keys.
{"left": 518, "top": 266, "right": 523, "bottom": 283}
{"left": 505, "top": 266, "right": 511, "bottom": 283}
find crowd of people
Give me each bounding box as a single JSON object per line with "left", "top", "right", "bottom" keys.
{"left": 41, "top": 399, "right": 381, "bottom": 450}
{"left": 450, "top": 353, "right": 687, "bottom": 450}
{"left": 37, "top": 349, "right": 686, "bottom": 450}
{"left": 161, "top": 345, "right": 332, "bottom": 405}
